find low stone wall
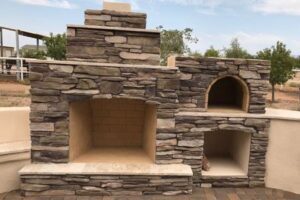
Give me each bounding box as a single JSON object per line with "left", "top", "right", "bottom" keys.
{"left": 171, "top": 56, "right": 270, "bottom": 113}
{"left": 175, "top": 113, "right": 270, "bottom": 187}
{"left": 85, "top": 9, "right": 147, "bottom": 29}
{"left": 21, "top": 175, "right": 192, "bottom": 196}
{"left": 67, "top": 25, "right": 160, "bottom": 65}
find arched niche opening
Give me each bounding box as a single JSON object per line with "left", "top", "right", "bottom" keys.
{"left": 206, "top": 76, "right": 249, "bottom": 112}
{"left": 69, "top": 98, "right": 157, "bottom": 164}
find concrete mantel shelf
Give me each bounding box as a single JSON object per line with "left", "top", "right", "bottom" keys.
{"left": 26, "top": 59, "right": 177, "bottom": 71}
{"left": 177, "top": 108, "right": 300, "bottom": 122}
{"left": 67, "top": 24, "right": 160, "bottom": 34}
{"left": 19, "top": 163, "right": 193, "bottom": 177}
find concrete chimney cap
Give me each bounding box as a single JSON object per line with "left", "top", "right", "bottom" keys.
{"left": 103, "top": 1, "right": 132, "bottom": 12}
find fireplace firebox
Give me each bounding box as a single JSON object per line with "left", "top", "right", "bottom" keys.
{"left": 69, "top": 98, "right": 156, "bottom": 163}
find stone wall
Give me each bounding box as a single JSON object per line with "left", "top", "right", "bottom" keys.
{"left": 29, "top": 60, "right": 180, "bottom": 163}
{"left": 171, "top": 56, "right": 271, "bottom": 113}
{"left": 21, "top": 174, "right": 192, "bottom": 196}
{"left": 67, "top": 25, "right": 160, "bottom": 65}
{"left": 85, "top": 9, "right": 147, "bottom": 29}
{"left": 175, "top": 113, "right": 270, "bottom": 187}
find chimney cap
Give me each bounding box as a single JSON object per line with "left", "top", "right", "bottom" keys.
{"left": 103, "top": 1, "right": 132, "bottom": 12}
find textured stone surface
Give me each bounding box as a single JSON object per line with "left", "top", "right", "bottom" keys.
{"left": 20, "top": 174, "right": 192, "bottom": 197}
{"left": 29, "top": 61, "right": 179, "bottom": 164}
{"left": 174, "top": 56, "right": 270, "bottom": 114}
{"left": 85, "top": 9, "right": 147, "bottom": 29}
{"left": 67, "top": 26, "right": 160, "bottom": 65}
{"left": 175, "top": 114, "right": 270, "bottom": 187}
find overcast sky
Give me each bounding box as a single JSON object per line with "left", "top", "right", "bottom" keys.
{"left": 0, "top": 0, "right": 299, "bottom": 56}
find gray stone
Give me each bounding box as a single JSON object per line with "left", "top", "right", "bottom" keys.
{"left": 62, "top": 89, "right": 99, "bottom": 95}
{"left": 178, "top": 140, "right": 203, "bottom": 147}
{"left": 156, "top": 139, "right": 177, "bottom": 146}
{"left": 77, "top": 79, "right": 97, "bottom": 89}
{"left": 21, "top": 183, "right": 50, "bottom": 192}
{"left": 74, "top": 66, "right": 120, "bottom": 76}
{"left": 239, "top": 70, "right": 261, "bottom": 79}
{"left": 99, "top": 81, "right": 123, "bottom": 94}
{"left": 30, "top": 123, "right": 54, "bottom": 132}
{"left": 49, "top": 65, "right": 74, "bottom": 73}
{"left": 105, "top": 36, "right": 127, "bottom": 43}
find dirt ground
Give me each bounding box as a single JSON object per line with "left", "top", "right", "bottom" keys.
{"left": 267, "top": 86, "right": 300, "bottom": 111}
{"left": 0, "top": 81, "right": 299, "bottom": 111}
{"left": 0, "top": 81, "right": 30, "bottom": 107}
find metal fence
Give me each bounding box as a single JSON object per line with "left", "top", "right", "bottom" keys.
{"left": 0, "top": 57, "right": 36, "bottom": 81}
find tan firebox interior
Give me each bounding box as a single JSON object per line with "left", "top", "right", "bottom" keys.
{"left": 207, "top": 76, "right": 249, "bottom": 112}
{"left": 69, "top": 99, "right": 157, "bottom": 164}
{"left": 203, "top": 130, "right": 251, "bottom": 177}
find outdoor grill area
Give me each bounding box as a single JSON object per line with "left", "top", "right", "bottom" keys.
{"left": 19, "top": 4, "right": 272, "bottom": 197}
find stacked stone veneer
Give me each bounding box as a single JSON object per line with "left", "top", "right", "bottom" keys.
{"left": 22, "top": 6, "right": 272, "bottom": 197}
{"left": 173, "top": 56, "right": 270, "bottom": 113}
{"left": 175, "top": 114, "right": 270, "bottom": 187}
{"left": 29, "top": 61, "right": 182, "bottom": 163}
{"left": 21, "top": 174, "right": 192, "bottom": 196}
{"left": 66, "top": 26, "right": 160, "bottom": 65}
{"left": 85, "top": 9, "right": 147, "bottom": 28}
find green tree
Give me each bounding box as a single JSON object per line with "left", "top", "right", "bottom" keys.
{"left": 257, "top": 41, "right": 294, "bottom": 102}
{"left": 21, "top": 49, "right": 46, "bottom": 60}
{"left": 44, "top": 33, "right": 67, "bottom": 60}
{"left": 204, "top": 46, "right": 220, "bottom": 57}
{"left": 225, "top": 38, "right": 252, "bottom": 59}
{"left": 292, "top": 56, "right": 300, "bottom": 69}
{"left": 159, "top": 26, "right": 198, "bottom": 65}
{"left": 189, "top": 51, "right": 203, "bottom": 58}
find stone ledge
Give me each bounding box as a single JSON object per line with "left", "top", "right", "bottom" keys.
{"left": 177, "top": 108, "right": 300, "bottom": 122}
{"left": 26, "top": 60, "right": 178, "bottom": 71}
{"left": 0, "top": 141, "right": 31, "bottom": 156}
{"left": 172, "top": 55, "right": 271, "bottom": 65}
{"left": 67, "top": 24, "right": 159, "bottom": 34}
{"left": 85, "top": 9, "right": 146, "bottom": 17}
{"left": 19, "top": 163, "right": 193, "bottom": 176}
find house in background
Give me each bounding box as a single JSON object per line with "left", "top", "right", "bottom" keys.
{"left": 0, "top": 46, "right": 14, "bottom": 57}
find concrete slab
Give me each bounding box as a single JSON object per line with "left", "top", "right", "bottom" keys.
{"left": 19, "top": 163, "right": 193, "bottom": 176}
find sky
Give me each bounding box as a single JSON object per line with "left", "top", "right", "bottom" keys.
{"left": 0, "top": 0, "right": 300, "bottom": 56}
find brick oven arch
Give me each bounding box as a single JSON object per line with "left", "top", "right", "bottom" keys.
{"left": 205, "top": 75, "right": 250, "bottom": 112}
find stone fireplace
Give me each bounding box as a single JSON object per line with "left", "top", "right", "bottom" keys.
{"left": 69, "top": 98, "right": 156, "bottom": 163}
{"left": 19, "top": 2, "right": 272, "bottom": 197}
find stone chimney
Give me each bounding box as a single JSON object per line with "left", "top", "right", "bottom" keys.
{"left": 84, "top": 2, "right": 146, "bottom": 29}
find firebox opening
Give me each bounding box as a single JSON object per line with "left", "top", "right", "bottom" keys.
{"left": 203, "top": 130, "right": 251, "bottom": 177}
{"left": 207, "top": 76, "right": 249, "bottom": 112}
{"left": 69, "top": 98, "right": 156, "bottom": 164}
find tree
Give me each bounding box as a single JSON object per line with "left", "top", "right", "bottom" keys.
{"left": 21, "top": 49, "right": 46, "bottom": 60}
{"left": 204, "top": 46, "right": 220, "bottom": 57}
{"left": 44, "top": 33, "right": 67, "bottom": 60}
{"left": 225, "top": 38, "right": 252, "bottom": 59}
{"left": 159, "top": 26, "right": 198, "bottom": 65}
{"left": 189, "top": 51, "right": 202, "bottom": 58}
{"left": 292, "top": 56, "right": 300, "bottom": 69}
{"left": 257, "top": 41, "right": 294, "bottom": 102}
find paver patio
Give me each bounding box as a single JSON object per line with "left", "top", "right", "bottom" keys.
{"left": 1, "top": 188, "right": 299, "bottom": 200}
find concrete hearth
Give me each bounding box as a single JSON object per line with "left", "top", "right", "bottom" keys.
{"left": 69, "top": 98, "right": 156, "bottom": 163}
